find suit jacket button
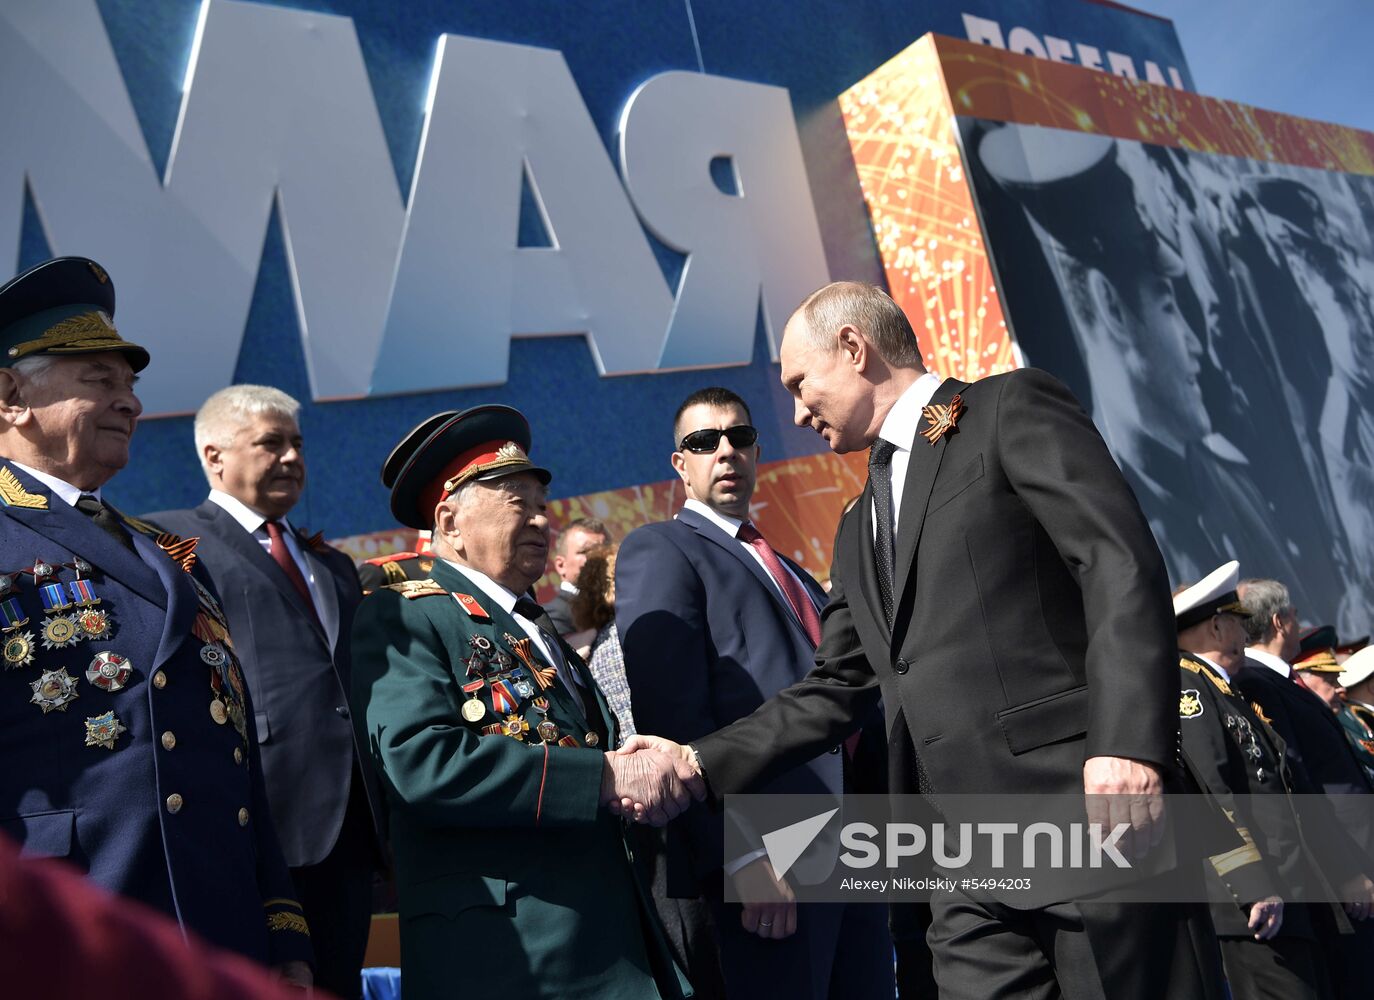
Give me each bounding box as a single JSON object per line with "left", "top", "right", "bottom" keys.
{"left": 238, "top": 807, "right": 249, "bottom": 827}
{"left": 335, "top": 706, "right": 350, "bottom": 719}
{"left": 166, "top": 793, "right": 183, "bottom": 814}
{"left": 829, "top": 745, "right": 841, "bottom": 754}
{"left": 160, "top": 731, "right": 176, "bottom": 751}
{"left": 895, "top": 658, "right": 910, "bottom": 674}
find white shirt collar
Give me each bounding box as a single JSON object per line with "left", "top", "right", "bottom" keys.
{"left": 1245, "top": 648, "right": 1291, "bottom": 678}
{"left": 876, "top": 371, "right": 942, "bottom": 451}
{"left": 444, "top": 560, "right": 520, "bottom": 616}
{"left": 559, "top": 580, "right": 579, "bottom": 596}
{"left": 208, "top": 489, "right": 293, "bottom": 536}
{"left": 1193, "top": 651, "right": 1230, "bottom": 682}
{"left": 7, "top": 460, "right": 96, "bottom": 507}
{"left": 682, "top": 496, "right": 745, "bottom": 537}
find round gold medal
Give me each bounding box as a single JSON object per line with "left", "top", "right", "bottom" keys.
{"left": 210, "top": 699, "right": 228, "bottom": 724}
{"left": 461, "top": 697, "right": 486, "bottom": 722}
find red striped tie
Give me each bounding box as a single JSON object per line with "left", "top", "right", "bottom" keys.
{"left": 265, "top": 520, "right": 320, "bottom": 626}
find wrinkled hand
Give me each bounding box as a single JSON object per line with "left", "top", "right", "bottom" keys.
{"left": 601, "top": 741, "right": 704, "bottom": 826}
{"left": 274, "top": 960, "right": 313, "bottom": 990}
{"left": 1340, "top": 874, "right": 1374, "bottom": 921}
{"left": 1083, "top": 755, "right": 1164, "bottom": 861}
{"left": 733, "top": 858, "right": 796, "bottom": 939}
{"left": 1247, "top": 895, "right": 1284, "bottom": 940}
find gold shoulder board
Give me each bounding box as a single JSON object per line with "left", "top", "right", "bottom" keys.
{"left": 383, "top": 578, "right": 447, "bottom": 599}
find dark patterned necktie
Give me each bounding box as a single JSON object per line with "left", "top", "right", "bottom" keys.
{"left": 264, "top": 520, "right": 321, "bottom": 627}
{"left": 868, "top": 439, "right": 897, "bottom": 629}
{"left": 76, "top": 494, "right": 133, "bottom": 552}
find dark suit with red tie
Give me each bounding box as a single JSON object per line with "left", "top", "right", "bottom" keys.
{"left": 618, "top": 503, "right": 892, "bottom": 1000}
{"left": 691, "top": 368, "right": 1225, "bottom": 1000}
{"left": 147, "top": 499, "right": 383, "bottom": 999}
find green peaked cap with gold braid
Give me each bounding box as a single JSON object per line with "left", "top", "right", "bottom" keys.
{"left": 0, "top": 257, "right": 149, "bottom": 371}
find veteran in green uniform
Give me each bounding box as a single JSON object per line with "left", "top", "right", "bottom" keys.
{"left": 1294, "top": 626, "right": 1374, "bottom": 783}
{"left": 350, "top": 405, "right": 698, "bottom": 1000}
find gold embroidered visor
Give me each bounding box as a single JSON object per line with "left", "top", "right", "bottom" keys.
{"left": 2, "top": 304, "right": 149, "bottom": 372}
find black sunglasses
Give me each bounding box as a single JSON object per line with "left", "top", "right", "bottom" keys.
{"left": 678, "top": 425, "right": 759, "bottom": 454}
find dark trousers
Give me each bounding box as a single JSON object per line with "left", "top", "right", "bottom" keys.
{"left": 928, "top": 890, "right": 1226, "bottom": 1000}
{"left": 893, "top": 903, "right": 937, "bottom": 999}
{"left": 708, "top": 896, "right": 894, "bottom": 1000}
{"left": 289, "top": 774, "right": 377, "bottom": 1000}
{"left": 1219, "top": 934, "right": 1333, "bottom": 1000}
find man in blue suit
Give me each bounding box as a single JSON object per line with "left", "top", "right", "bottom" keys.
{"left": 0, "top": 257, "right": 311, "bottom": 981}
{"left": 148, "top": 384, "right": 384, "bottom": 1000}
{"left": 616, "top": 386, "right": 893, "bottom": 999}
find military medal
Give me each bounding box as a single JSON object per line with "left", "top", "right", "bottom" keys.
{"left": 2, "top": 630, "right": 35, "bottom": 669}
{"left": 584, "top": 732, "right": 600, "bottom": 748}
{"left": 86, "top": 651, "right": 132, "bottom": 692}
{"left": 0, "top": 595, "right": 29, "bottom": 632}
{"left": 461, "top": 680, "right": 488, "bottom": 722}
{"left": 481, "top": 723, "right": 504, "bottom": 736}
{"left": 0, "top": 573, "right": 14, "bottom": 597}
{"left": 83, "top": 710, "right": 127, "bottom": 750}
{"left": 74, "top": 607, "right": 112, "bottom": 642}
{"left": 469, "top": 635, "right": 493, "bottom": 653}
{"left": 31, "top": 559, "right": 56, "bottom": 583}
{"left": 201, "top": 643, "right": 227, "bottom": 667}
{"left": 38, "top": 581, "right": 70, "bottom": 614}
{"left": 558, "top": 735, "right": 579, "bottom": 747}
{"left": 504, "top": 633, "right": 555, "bottom": 690}
{"left": 30, "top": 668, "right": 80, "bottom": 713}
{"left": 41, "top": 614, "right": 80, "bottom": 649}
{"left": 66, "top": 578, "right": 100, "bottom": 607}
{"left": 501, "top": 714, "right": 529, "bottom": 740}
{"left": 210, "top": 699, "right": 229, "bottom": 724}
{"left": 536, "top": 719, "right": 559, "bottom": 743}
{"left": 490, "top": 678, "right": 518, "bottom": 714}
{"left": 71, "top": 557, "right": 94, "bottom": 577}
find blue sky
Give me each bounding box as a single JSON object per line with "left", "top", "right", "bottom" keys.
{"left": 1140, "top": 0, "right": 1373, "bottom": 133}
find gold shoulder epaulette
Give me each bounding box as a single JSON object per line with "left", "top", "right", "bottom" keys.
{"left": 1180, "top": 656, "right": 1231, "bottom": 695}
{"left": 384, "top": 578, "right": 447, "bottom": 599}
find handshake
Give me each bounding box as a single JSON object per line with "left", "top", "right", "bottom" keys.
{"left": 599, "top": 735, "right": 707, "bottom": 826}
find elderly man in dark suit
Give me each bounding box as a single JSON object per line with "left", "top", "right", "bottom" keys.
{"left": 623, "top": 281, "right": 1227, "bottom": 999}
{"left": 148, "top": 384, "right": 382, "bottom": 1000}
{"left": 0, "top": 257, "right": 310, "bottom": 982}
{"left": 617, "top": 386, "right": 891, "bottom": 1000}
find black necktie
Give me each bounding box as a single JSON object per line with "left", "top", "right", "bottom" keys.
{"left": 868, "top": 439, "right": 897, "bottom": 629}
{"left": 514, "top": 597, "right": 592, "bottom": 717}
{"left": 76, "top": 494, "right": 134, "bottom": 552}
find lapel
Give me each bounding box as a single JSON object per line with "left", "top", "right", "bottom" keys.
{"left": 0, "top": 465, "right": 167, "bottom": 609}
{"left": 297, "top": 540, "right": 342, "bottom": 651}
{"left": 892, "top": 378, "right": 968, "bottom": 625}
{"left": 675, "top": 506, "right": 811, "bottom": 646}
{"left": 128, "top": 527, "right": 201, "bottom": 669}
{"left": 196, "top": 501, "right": 328, "bottom": 647}
{"left": 851, "top": 478, "right": 888, "bottom": 648}
{"left": 429, "top": 560, "right": 593, "bottom": 733}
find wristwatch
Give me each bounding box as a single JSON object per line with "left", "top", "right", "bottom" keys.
{"left": 686, "top": 743, "right": 707, "bottom": 780}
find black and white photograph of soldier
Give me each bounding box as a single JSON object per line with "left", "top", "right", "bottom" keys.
{"left": 961, "top": 119, "right": 1374, "bottom": 634}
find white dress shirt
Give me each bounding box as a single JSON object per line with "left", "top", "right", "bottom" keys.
{"left": 1192, "top": 651, "right": 1231, "bottom": 683}
{"left": 207, "top": 490, "right": 326, "bottom": 621}
{"left": 447, "top": 561, "right": 584, "bottom": 692}
{"left": 9, "top": 461, "right": 96, "bottom": 507}
{"left": 1246, "top": 647, "right": 1292, "bottom": 678}
{"left": 680, "top": 498, "right": 814, "bottom": 616}
{"left": 871, "top": 371, "right": 943, "bottom": 540}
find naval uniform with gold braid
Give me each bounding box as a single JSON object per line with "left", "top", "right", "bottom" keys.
{"left": 0, "top": 463, "right": 311, "bottom": 967}
{"left": 1177, "top": 651, "right": 1350, "bottom": 998}
{"left": 350, "top": 558, "right": 690, "bottom": 1000}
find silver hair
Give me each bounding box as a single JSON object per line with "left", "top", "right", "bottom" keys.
{"left": 1238, "top": 578, "right": 1291, "bottom": 645}
{"left": 793, "top": 281, "right": 923, "bottom": 368}
{"left": 193, "top": 384, "right": 301, "bottom": 480}
{"left": 10, "top": 354, "right": 61, "bottom": 385}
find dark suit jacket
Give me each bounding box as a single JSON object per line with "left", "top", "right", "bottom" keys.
{"left": 147, "top": 500, "right": 381, "bottom": 869}
{"left": 618, "top": 507, "right": 884, "bottom": 894}
{"left": 545, "top": 586, "right": 577, "bottom": 635}
{"left": 695, "top": 369, "right": 1182, "bottom": 830}
{"left": 0, "top": 464, "right": 309, "bottom": 966}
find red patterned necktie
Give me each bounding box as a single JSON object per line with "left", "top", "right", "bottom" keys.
{"left": 264, "top": 520, "right": 320, "bottom": 626}
{"left": 738, "top": 522, "right": 860, "bottom": 758}
{"left": 737, "top": 522, "right": 823, "bottom": 647}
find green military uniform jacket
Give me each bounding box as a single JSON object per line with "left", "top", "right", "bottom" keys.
{"left": 1177, "top": 653, "right": 1352, "bottom": 939}
{"left": 351, "top": 558, "right": 689, "bottom": 1000}
{"left": 1336, "top": 703, "right": 1374, "bottom": 782}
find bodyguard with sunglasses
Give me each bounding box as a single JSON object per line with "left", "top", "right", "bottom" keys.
{"left": 616, "top": 387, "right": 893, "bottom": 1000}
